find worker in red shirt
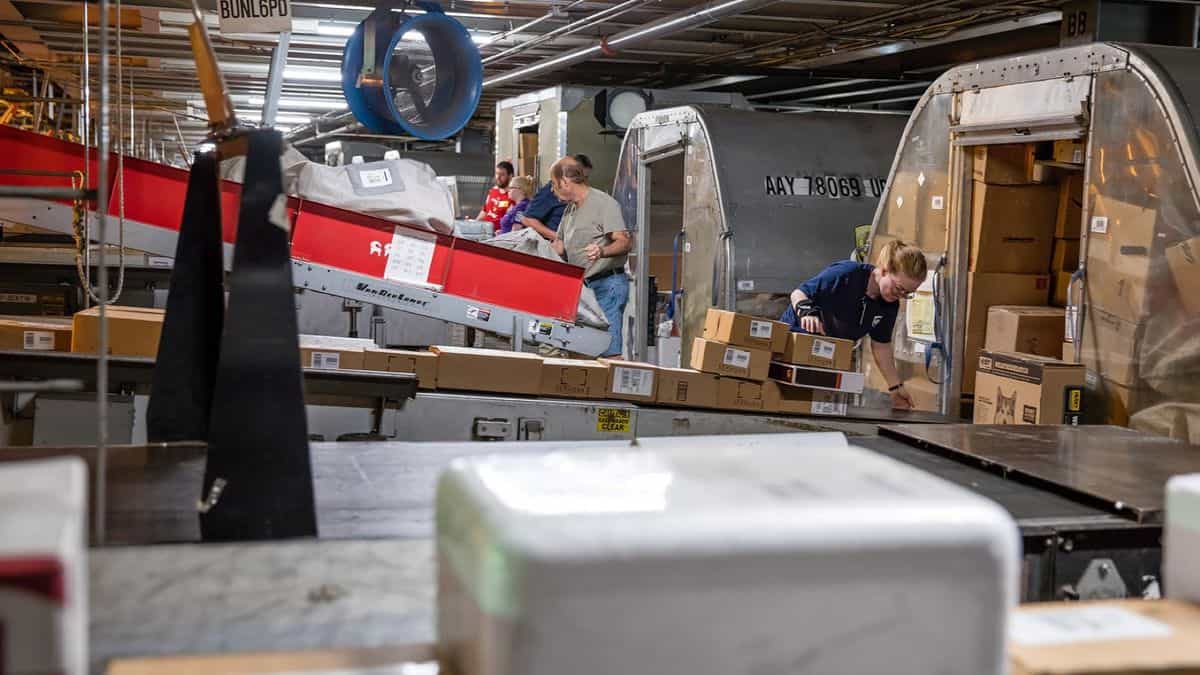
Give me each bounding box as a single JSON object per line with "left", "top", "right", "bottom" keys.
{"left": 477, "top": 161, "right": 515, "bottom": 233}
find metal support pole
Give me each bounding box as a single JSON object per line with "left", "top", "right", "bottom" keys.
{"left": 95, "top": 0, "right": 112, "bottom": 546}
{"left": 261, "top": 32, "right": 291, "bottom": 128}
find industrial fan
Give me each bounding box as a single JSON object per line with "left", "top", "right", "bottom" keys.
{"left": 341, "top": 0, "right": 482, "bottom": 141}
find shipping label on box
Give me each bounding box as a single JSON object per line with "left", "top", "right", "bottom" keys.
{"left": 702, "top": 308, "right": 789, "bottom": 353}
{"left": 1010, "top": 600, "right": 1200, "bottom": 675}
{"left": 973, "top": 350, "right": 1085, "bottom": 425}
{"left": 654, "top": 367, "right": 718, "bottom": 409}
{"left": 764, "top": 380, "right": 847, "bottom": 416}
{"left": 604, "top": 362, "right": 658, "bottom": 402}
{"left": 780, "top": 332, "right": 854, "bottom": 371}
{"left": 768, "top": 361, "right": 866, "bottom": 394}
{"left": 690, "top": 337, "right": 771, "bottom": 381}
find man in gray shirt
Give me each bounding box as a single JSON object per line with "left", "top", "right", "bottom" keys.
{"left": 550, "top": 158, "right": 632, "bottom": 357}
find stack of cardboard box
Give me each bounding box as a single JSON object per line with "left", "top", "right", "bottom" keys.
{"left": 764, "top": 315, "right": 859, "bottom": 416}
{"left": 1051, "top": 173, "right": 1083, "bottom": 306}
{"left": 690, "top": 309, "right": 786, "bottom": 412}
{"left": 1079, "top": 193, "right": 1162, "bottom": 425}
{"left": 963, "top": 144, "right": 1058, "bottom": 396}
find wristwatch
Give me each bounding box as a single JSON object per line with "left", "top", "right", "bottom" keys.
{"left": 888, "top": 383, "right": 905, "bottom": 392}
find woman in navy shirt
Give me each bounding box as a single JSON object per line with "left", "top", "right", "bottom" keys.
{"left": 780, "top": 239, "right": 928, "bottom": 409}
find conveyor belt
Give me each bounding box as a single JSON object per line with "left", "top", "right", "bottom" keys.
{"left": 881, "top": 424, "right": 1200, "bottom": 524}
{"left": 857, "top": 435, "right": 1126, "bottom": 532}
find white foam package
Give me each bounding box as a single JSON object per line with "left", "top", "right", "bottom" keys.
{"left": 1165, "top": 473, "right": 1200, "bottom": 601}
{"left": 435, "top": 433, "right": 1020, "bottom": 675}
{"left": 0, "top": 458, "right": 88, "bottom": 675}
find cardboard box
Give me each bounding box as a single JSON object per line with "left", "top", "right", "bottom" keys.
{"left": 963, "top": 272, "right": 1051, "bottom": 394}
{"left": 1166, "top": 235, "right": 1200, "bottom": 315}
{"left": 1051, "top": 238, "right": 1081, "bottom": 273}
{"left": 539, "top": 358, "right": 609, "bottom": 399}
{"left": 1078, "top": 305, "right": 1143, "bottom": 387}
{"left": 645, "top": 254, "right": 678, "bottom": 287}
{"left": 985, "top": 306, "right": 1066, "bottom": 359}
{"left": 1009, "top": 600, "right": 1200, "bottom": 675}
{"left": 778, "top": 331, "right": 854, "bottom": 371}
{"left": 1062, "top": 341, "right": 1075, "bottom": 361}
{"left": 655, "top": 367, "right": 718, "bottom": 409}
{"left": 299, "top": 335, "right": 372, "bottom": 371}
{"left": 71, "top": 305, "right": 164, "bottom": 357}
{"left": 1080, "top": 369, "right": 1159, "bottom": 426}
{"left": 904, "top": 376, "right": 940, "bottom": 413}
{"left": 1052, "top": 138, "right": 1086, "bottom": 165}
{"left": 973, "top": 144, "right": 1035, "bottom": 185}
{"left": 763, "top": 380, "right": 848, "bottom": 416}
{"left": 970, "top": 182, "right": 1058, "bottom": 274}
{"left": 431, "top": 345, "right": 543, "bottom": 395}
{"left": 1085, "top": 194, "right": 1159, "bottom": 322}
{"left": 882, "top": 170, "right": 949, "bottom": 248}
{"left": 1085, "top": 376, "right": 1159, "bottom": 427}
{"left": 973, "top": 350, "right": 1085, "bottom": 425}
{"left": 715, "top": 377, "right": 767, "bottom": 412}
{"left": 690, "top": 337, "right": 771, "bottom": 381}
{"left": 0, "top": 316, "right": 72, "bottom": 352}
{"left": 603, "top": 360, "right": 659, "bottom": 402}
{"left": 363, "top": 348, "right": 437, "bottom": 389}
{"left": 1055, "top": 173, "right": 1084, "bottom": 239}
{"left": 701, "top": 308, "right": 789, "bottom": 353}
{"left": 768, "top": 361, "right": 866, "bottom": 394}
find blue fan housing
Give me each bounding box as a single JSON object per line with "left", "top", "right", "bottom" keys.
{"left": 341, "top": 1, "right": 482, "bottom": 141}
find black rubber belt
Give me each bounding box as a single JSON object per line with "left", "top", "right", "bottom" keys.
{"left": 146, "top": 151, "right": 224, "bottom": 443}
{"left": 200, "top": 130, "right": 317, "bottom": 541}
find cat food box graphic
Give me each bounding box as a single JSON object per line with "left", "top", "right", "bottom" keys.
{"left": 974, "top": 350, "right": 1085, "bottom": 426}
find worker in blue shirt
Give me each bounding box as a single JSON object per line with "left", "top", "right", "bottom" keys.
{"left": 521, "top": 154, "right": 592, "bottom": 242}
{"left": 780, "top": 239, "right": 928, "bottom": 409}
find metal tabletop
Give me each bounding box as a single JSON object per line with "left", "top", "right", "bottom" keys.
{"left": 880, "top": 424, "right": 1200, "bottom": 524}
{"left": 856, "top": 435, "right": 1125, "bottom": 533}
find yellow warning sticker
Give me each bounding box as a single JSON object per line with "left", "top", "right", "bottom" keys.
{"left": 1068, "top": 388, "right": 1082, "bottom": 412}
{"left": 596, "top": 408, "right": 631, "bottom": 433}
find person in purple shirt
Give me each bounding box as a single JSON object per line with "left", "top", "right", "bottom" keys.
{"left": 498, "top": 176, "right": 534, "bottom": 234}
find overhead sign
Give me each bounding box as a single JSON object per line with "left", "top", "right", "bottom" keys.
{"left": 764, "top": 174, "right": 886, "bottom": 199}
{"left": 217, "top": 0, "right": 292, "bottom": 34}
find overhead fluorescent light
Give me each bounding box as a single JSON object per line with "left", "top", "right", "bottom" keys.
{"left": 283, "top": 66, "right": 343, "bottom": 82}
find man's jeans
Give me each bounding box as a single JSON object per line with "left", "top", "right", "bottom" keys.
{"left": 587, "top": 272, "right": 629, "bottom": 357}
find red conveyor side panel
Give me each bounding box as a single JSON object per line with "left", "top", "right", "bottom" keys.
{"left": 442, "top": 238, "right": 584, "bottom": 323}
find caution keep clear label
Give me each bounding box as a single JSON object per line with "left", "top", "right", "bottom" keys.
{"left": 596, "top": 408, "right": 631, "bottom": 433}
{"left": 218, "top": 0, "right": 292, "bottom": 34}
